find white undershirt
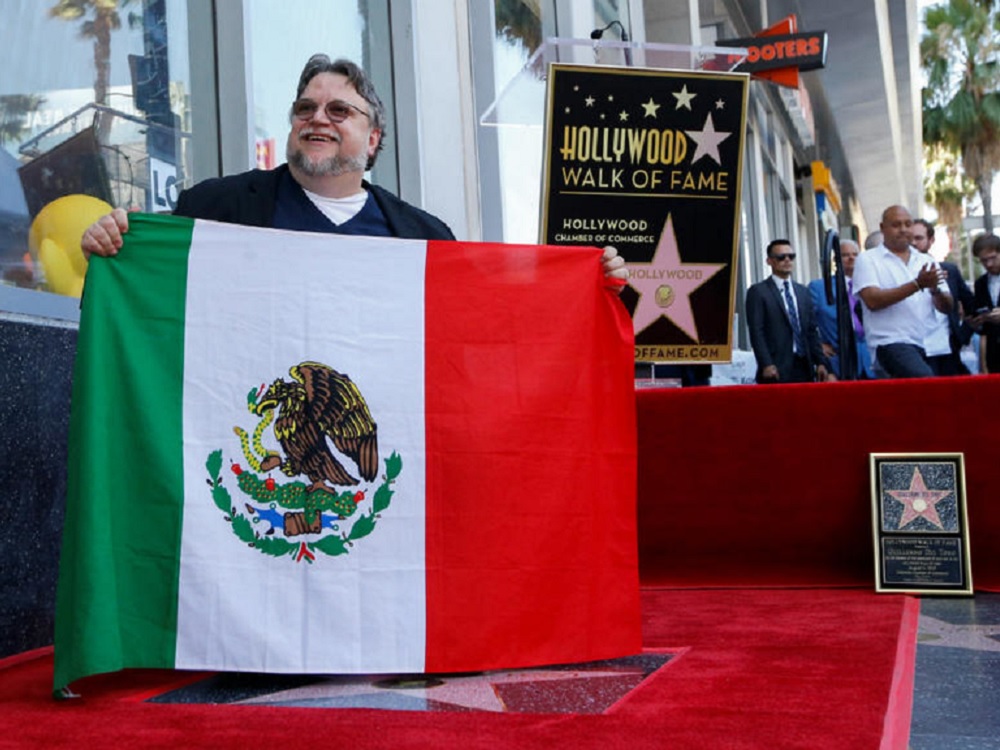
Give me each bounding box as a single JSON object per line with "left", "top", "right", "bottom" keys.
{"left": 989, "top": 273, "right": 1000, "bottom": 306}
{"left": 301, "top": 187, "right": 368, "bottom": 226}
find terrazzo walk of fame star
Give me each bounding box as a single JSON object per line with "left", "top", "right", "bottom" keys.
{"left": 146, "top": 653, "right": 674, "bottom": 713}
{"left": 880, "top": 462, "right": 959, "bottom": 533}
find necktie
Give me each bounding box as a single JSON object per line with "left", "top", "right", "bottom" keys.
{"left": 784, "top": 280, "right": 806, "bottom": 354}
{"left": 847, "top": 278, "right": 864, "bottom": 337}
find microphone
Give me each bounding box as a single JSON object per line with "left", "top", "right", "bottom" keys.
{"left": 590, "top": 20, "right": 632, "bottom": 66}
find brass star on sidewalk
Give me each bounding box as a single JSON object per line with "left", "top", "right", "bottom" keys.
{"left": 887, "top": 467, "right": 952, "bottom": 529}
{"left": 628, "top": 215, "right": 726, "bottom": 342}
{"left": 919, "top": 615, "right": 1000, "bottom": 652}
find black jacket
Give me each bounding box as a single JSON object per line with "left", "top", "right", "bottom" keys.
{"left": 746, "top": 277, "right": 827, "bottom": 383}
{"left": 173, "top": 164, "right": 455, "bottom": 241}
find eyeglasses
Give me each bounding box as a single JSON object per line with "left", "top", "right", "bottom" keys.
{"left": 770, "top": 253, "right": 796, "bottom": 261}
{"left": 291, "top": 98, "right": 370, "bottom": 123}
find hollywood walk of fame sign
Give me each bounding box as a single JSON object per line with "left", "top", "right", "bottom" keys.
{"left": 539, "top": 64, "right": 749, "bottom": 363}
{"left": 870, "top": 453, "right": 973, "bottom": 595}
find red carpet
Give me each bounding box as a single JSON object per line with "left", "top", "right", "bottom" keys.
{"left": 0, "top": 588, "right": 913, "bottom": 750}
{"left": 637, "top": 377, "right": 1000, "bottom": 590}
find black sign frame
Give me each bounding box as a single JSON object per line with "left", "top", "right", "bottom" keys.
{"left": 870, "top": 452, "right": 973, "bottom": 595}
{"left": 539, "top": 63, "right": 749, "bottom": 363}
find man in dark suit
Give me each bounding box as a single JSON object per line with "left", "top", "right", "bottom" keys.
{"left": 746, "top": 240, "right": 832, "bottom": 383}
{"left": 970, "top": 233, "right": 1000, "bottom": 374}
{"left": 85, "top": 55, "right": 454, "bottom": 244}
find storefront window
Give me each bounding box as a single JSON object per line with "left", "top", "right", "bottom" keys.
{"left": 491, "top": 0, "right": 550, "bottom": 243}
{"left": 476, "top": 0, "right": 633, "bottom": 243}
{"left": 1, "top": 0, "right": 191, "bottom": 299}
{"left": 246, "top": 0, "right": 391, "bottom": 184}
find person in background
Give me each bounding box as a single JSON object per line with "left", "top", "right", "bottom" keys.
{"left": 746, "top": 239, "right": 832, "bottom": 383}
{"left": 969, "top": 233, "right": 1000, "bottom": 374}
{"left": 864, "top": 231, "right": 883, "bottom": 250}
{"left": 807, "top": 238, "right": 873, "bottom": 378}
{"left": 852, "top": 205, "right": 952, "bottom": 378}
{"left": 912, "top": 218, "right": 974, "bottom": 375}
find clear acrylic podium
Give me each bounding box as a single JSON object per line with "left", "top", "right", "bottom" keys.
{"left": 475, "top": 37, "right": 748, "bottom": 246}
{"left": 480, "top": 37, "right": 748, "bottom": 127}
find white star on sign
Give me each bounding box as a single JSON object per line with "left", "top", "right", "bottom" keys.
{"left": 672, "top": 85, "right": 696, "bottom": 110}
{"left": 641, "top": 97, "right": 661, "bottom": 118}
{"left": 685, "top": 112, "right": 731, "bottom": 165}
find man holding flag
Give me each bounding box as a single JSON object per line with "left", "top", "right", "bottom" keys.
{"left": 82, "top": 54, "right": 628, "bottom": 284}
{"left": 60, "top": 54, "right": 639, "bottom": 692}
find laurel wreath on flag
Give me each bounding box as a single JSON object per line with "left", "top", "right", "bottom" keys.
{"left": 204, "top": 449, "right": 402, "bottom": 563}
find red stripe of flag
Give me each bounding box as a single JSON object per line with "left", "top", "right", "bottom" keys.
{"left": 423, "top": 241, "right": 641, "bottom": 671}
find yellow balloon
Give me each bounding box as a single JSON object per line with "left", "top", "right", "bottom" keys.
{"left": 28, "top": 194, "right": 113, "bottom": 298}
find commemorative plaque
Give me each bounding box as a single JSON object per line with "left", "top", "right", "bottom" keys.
{"left": 539, "top": 64, "right": 749, "bottom": 363}
{"left": 870, "top": 453, "right": 973, "bottom": 595}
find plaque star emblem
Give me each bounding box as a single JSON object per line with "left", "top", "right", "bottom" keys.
{"left": 628, "top": 215, "right": 726, "bottom": 341}
{"left": 685, "top": 113, "right": 731, "bottom": 166}
{"left": 672, "top": 85, "right": 696, "bottom": 110}
{"left": 887, "top": 467, "right": 951, "bottom": 529}
{"left": 585, "top": 95, "right": 595, "bottom": 106}
{"left": 641, "top": 97, "right": 661, "bottom": 118}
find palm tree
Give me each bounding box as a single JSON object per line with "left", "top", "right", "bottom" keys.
{"left": 48, "top": 0, "right": 125, "bottom": 142}
{"left": 0, "top": 94, "right": 46, "bottom": 148}
{"left": 924, "top": 142, "right": 976, "bottom": 272}
{"left": 496, "top": 0, "right": 543, "bottom": 56}
{"left": 921, "top": 0, "right": 1000, "bottom": 233}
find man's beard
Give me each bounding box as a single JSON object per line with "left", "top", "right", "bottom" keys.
{"left": 286, "top": 145, "right": 368, "bottom": 177}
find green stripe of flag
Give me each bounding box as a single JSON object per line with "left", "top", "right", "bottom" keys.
{"left": 55, "top": 214, "right": 194, "bottom": 689}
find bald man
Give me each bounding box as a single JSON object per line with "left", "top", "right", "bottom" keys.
{"left": 851, "top": 205, "right": 953, "bottom": 378}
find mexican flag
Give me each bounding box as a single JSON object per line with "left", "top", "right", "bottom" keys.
{"left": 54, "top": 214, "right": 640, "bottom": 689}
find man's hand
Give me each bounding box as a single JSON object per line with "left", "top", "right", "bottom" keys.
{"left": 816, "top": 364, "right": 836, "bottom": 382}
{"left": 971, "top": 308, "right": 1000, "bottom": 327}
{"left": 601, "top": 245, "right": 628, "bottom": 294}
{"left": 915, "top": 263, "right": 945, "bottom": 291}
{"left": 821, "top": 342, "right": 836, "bottom": 359}
{"left": 81, "top": 208, "right": 130, "bottom": 258}
{"left": 761, "top": 364, "right": 779, "bottom": 382}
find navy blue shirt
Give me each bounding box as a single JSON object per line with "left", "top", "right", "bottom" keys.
{"left": 272, "top": 168, "right": 392, "bottom": 236}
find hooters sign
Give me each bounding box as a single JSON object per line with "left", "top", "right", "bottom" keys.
{"left": 718, "top": 15, "right": 827, "bottom": 89}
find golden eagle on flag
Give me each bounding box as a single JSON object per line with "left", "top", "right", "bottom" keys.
{"left": 254, "top": 361, "right": 379, "bottom": 491}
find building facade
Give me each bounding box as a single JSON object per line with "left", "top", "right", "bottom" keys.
{"left": 0, "top": 0, "right": 924, "bottom": 656}
{"left": 1, "top": 0, "right": 921, "bottom": 333}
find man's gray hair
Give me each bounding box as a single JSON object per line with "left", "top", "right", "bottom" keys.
{"left": 294, "top": 54, "right": 386, "bottom": 170}
{"left": 863, "top": 231, "right": 883, "bottom": 249}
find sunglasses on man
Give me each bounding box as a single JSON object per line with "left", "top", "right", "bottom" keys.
{"left": 770, "top": 253, "right": 796, "bottom": 261}
{"left": 291, "top": 98, "right": 370, "bottom": 123}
